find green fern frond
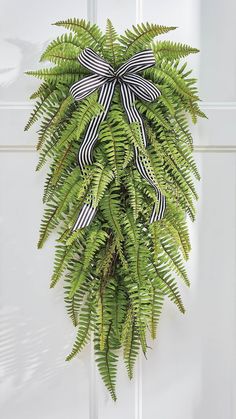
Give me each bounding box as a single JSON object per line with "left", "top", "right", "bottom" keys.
{"left": 91, "top": 162, "right": 114, "bottom": 206}
{"left": 148, "top": 61, "right": 199, "bottom": 102}
{"left": 95, "top": 325, "right": 119, "bottom": 401}
{"left": 136, "top": 101, "right": 171, "bottom": 130}
{"left": 120, "top": 23, "right": 177, "bottom": 56}
{"left": 53, "top": 19, "right": 104, "bottom": 52}
{"left": 99, "top": 119, "right": 126, "bottom": 181}
{"left": 40, "top": 32, "right": 83, "bottom": 64}
{"left": 68, "top": 228, "right": 108, "bottom": 298}
{"left": 49, "top": 142, "right": 78, "bottom": 187}
{"left": 29, "top": 82, "right": 56, "bottom": 100}
{"left": 100, "top": 186, "right": 124, "bottom": 241}
{"left": 149, "top": 284, "right": 164, "bottom": 339}
{"left": 55, "top": 93, "right": 102, "bottom": 152}
{"left": 50, "top": 241, "right": 80, "bottom": 288}
{"left": 25, "top": 88, "right": 62, "bottom": 131}
{"left": 159, "top": 234, "right": 189, "bottom": 286}
{"left": 66, "top": 294, "right": 94, "bottom": 360}
{"left": 165, "top": 204, "right": 191, "bottom": 257}
{"left": 153, "top": 266, "right": 185, "bottom": 313}
{"left": 125, "top": 169, "right": 143, "bottom": 220}
{"left": 64, "top": 278, "right": 87, "bottom": 326}
{"left": 126, "top": 281, "right": 151, "bottom": 354}
{"left": 122, "top": 308, "right": 140, "bottom": 379}
{"left": 38, "top": 204, "right": 59, "bottom": 249}
{"left": 103, "top": 19, "right": 122, "bottom": 66}
{"left": 152, "top": 41, "right": 199, "bottom": 60}
{"left": 26, "top": 62, "right": 84, "bottom": 85}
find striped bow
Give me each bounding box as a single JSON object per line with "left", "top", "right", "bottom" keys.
{"left": 70, "top": 48, "right": 166, "bottom": 231}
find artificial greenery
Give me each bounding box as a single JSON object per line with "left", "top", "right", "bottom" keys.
{"left": 26, "top": 19, "right": 204, "bottom": 400}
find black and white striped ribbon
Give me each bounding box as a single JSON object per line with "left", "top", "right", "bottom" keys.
{"left": 70, "top": 48, "right": 166, "bottom": 231}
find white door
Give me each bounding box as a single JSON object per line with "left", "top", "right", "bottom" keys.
{"left": 1, "top": 1, "right": 235, "bottom": 418}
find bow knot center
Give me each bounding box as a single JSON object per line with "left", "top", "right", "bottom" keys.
{"left": 113, "top": 72, "right": 120, "bottom": 82}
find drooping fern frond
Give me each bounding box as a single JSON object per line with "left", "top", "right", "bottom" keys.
{"left": 122, "top": 307, "right": 140, "bottom": 379}
{"left": 66, "top": 291, "right": 94, "bottom": 360}
{"left": 95, "top": 325, "right": 119, "bottom": 401}
{"left": 37, "top": 203, "right": 58, "bottom": 249}
{"left": 99, "top": 118, "right": 127, "bottom": 182}
{"left": 68, "top": 227, "right": 108, "bottom": 298}
{"left": 90, "top": 162, "right": 114, "bottom": 206}
{"left": 64, "top": 278, "right": 85, "bottom": 327}
{"left": 100, "top": 186, "right": 124, "bottom": 241}
{"left": 149, "top": 285, "right": 164, "bottom": 340}
{"left": 26, "top": 18, "right": 202, "bottom": 401}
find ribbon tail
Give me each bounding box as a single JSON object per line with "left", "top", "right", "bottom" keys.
{"left": 72, "top": 204, "right": 97, "bottom": 231}
{"left": 72, "top": 80, "right": 116, "bottom": 231}
{"left": 77, "top": 80, "right": 116, "bottom": 168}
{"left": 149, "top": 182, "right": 166, "bottom": 223}
{"left": 120, "top": 82, "right": 166, "bottom": 223}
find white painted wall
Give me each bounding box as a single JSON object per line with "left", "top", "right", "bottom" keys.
{"left": 0, "top": 1, "right": 235, "bottom": 418}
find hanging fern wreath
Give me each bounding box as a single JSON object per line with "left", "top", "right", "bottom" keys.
{"left": 26, "top": 19, "right": 205, "bottom": 400}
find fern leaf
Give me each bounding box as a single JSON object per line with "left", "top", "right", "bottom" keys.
{"left": 50, "top": 243, "right": 77, "bottom": 288}
{"left": 103, "top": 19, "right": 121, "bottom": 66}
{"left": 148, "top": 62, "right": 199, "bottom": 101}
{"left": 100, "top": 186, "right": 124, "bottom": 241}
{"left": 66, "top": 295, "right": 93, "bottom": 360}
{"left": 127, "top": 282, "right": 151, "bottom": 354}
{"left": 25, "top": 87, "right": 61, "bottom": 131}
{"left": 64, "top": 278, "right": 87, "bottom": 326}
{"left": 68, "top": 229, "right": 108, "bottom": 298}
{"left": 125, "top": 169, "right": 143, "bottom": 220}
{"left": 99, "top": 119, "right": 126, "bottom": 181}
{"left": 153, "top": 266, "right": 185, "bottom": 313}
{"left": 160, "top": 234, "right": 189, "bottom": 286}
{"left": 122, "top": 308, "right": 140, "bottom": 379}
{"left": 120, "top": 23, "right": 177, "bottom": 56}
{"left": 152, "top": 41, "right": 199, "bottom": 60}
{"left": 55, "top": 93, "right": 102, "bottom": 152}
{"left": 40, "top": 32, "right": 82, "bottom": 64}
{"left": 149, "top": 285, "right": 164, "bottom": 339}
{"left": 53, "top": 19, "right": 104, "bottom": 52}
{"left": 95, "top": 324, "right": 119, "bottom": 401}
{"left": 91, "top": 162, "right": 114, "bottom": 206}
{"left": 26, "top": 62, "right": 84, "bottom": 85}
{"left": 38, "top": 204, "right": 58, "bottom": 249}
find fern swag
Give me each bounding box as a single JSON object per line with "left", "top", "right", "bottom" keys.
{"left": 26, "top": 19, "right": 204, "bottom": 400}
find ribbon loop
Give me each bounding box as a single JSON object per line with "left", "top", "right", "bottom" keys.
{"left": 121, "top": 74, "right": 160, "bottom": 102}
{"left": 70, "top": 48, "right": 166, "bottom": 231}
{"left": 115, "top": 50, "right": 156, "bottom": 77}
{"left": 78, "top": 48, "right": 115, "bottom": 77}
{"left": 70, "top": 74, "right": 107, "bottom": 101}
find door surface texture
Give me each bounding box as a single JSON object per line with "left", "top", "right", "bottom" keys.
{"left": 0, "top": 1, "right": 236, "bottom": 418}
